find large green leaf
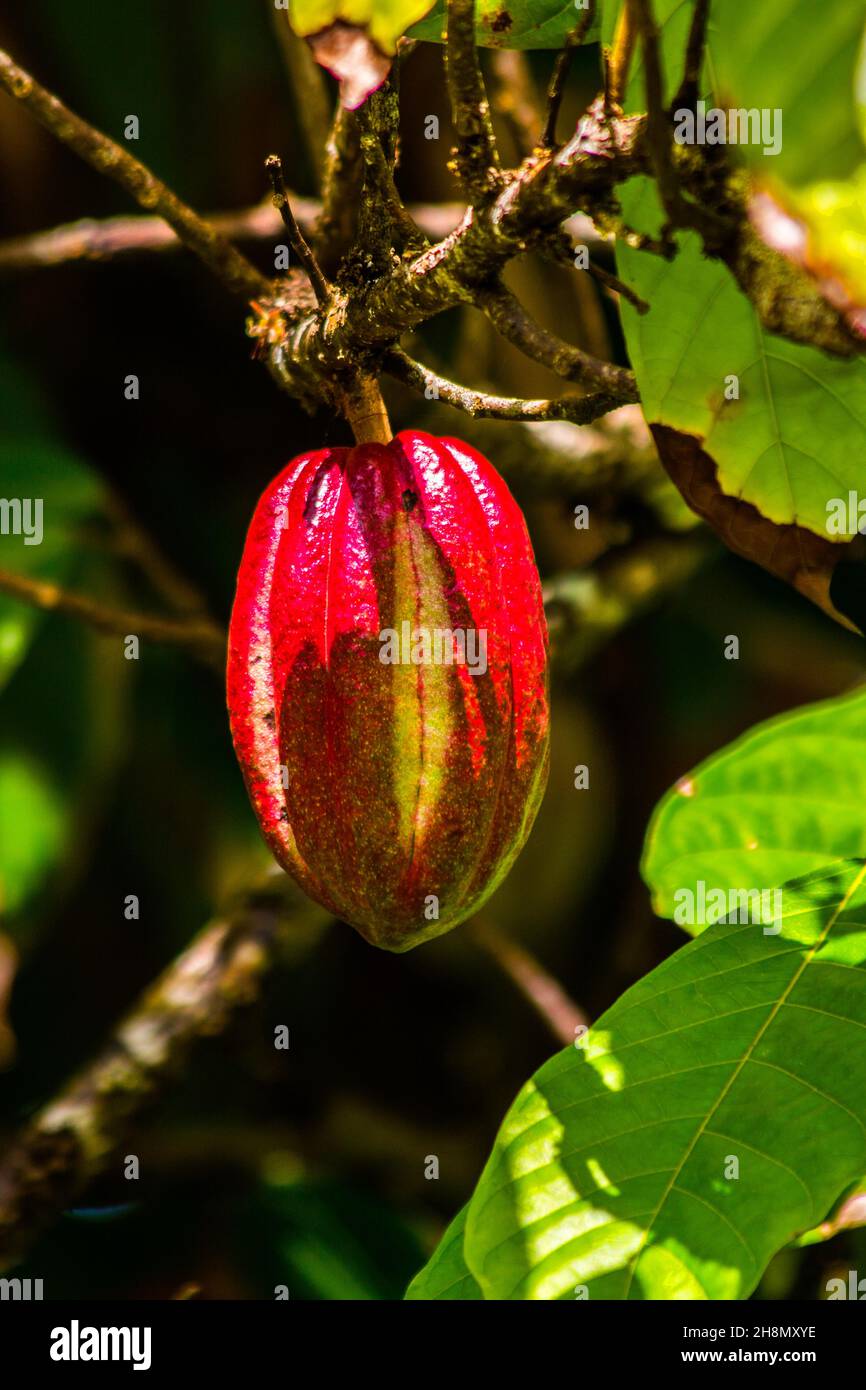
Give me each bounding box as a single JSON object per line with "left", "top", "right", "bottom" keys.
{"left": 643, "top": 685, "right": 866, "bottom": 934}
{"left": 410, "top": 1, "right": 600, "bottom": 48}
{"left": 405, "top": 1205, "right": 482, "bottom": 1298}
{"left": 618, "top": 202, "right": 866, "bottom": 539}
{"left": 443, "top": 860, "right": 866, "bottom": 1299}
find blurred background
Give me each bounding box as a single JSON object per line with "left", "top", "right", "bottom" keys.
{"left": 0, "top": 0, "right": 864, "bottom": 1299}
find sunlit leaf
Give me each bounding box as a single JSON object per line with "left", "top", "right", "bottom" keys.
{"left": 442, "top": 861, "right": 866, "bottom": 1299}
{"left": 405, "top": 1205, "right": 482, "bottom": 1298}
{"left": 643, "top": 685, "right": 866, "bottom": 934}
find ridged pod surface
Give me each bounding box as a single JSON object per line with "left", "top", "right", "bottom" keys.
{"left": 227, "top": 430, "right": 549, "bottom": 950}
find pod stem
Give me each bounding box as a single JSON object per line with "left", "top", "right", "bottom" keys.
{"left": 341, "top": 373, "right": 392, "bottom": 445}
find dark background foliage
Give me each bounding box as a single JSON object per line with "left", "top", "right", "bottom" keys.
{"left": 0, "top": 0, "right": 862, "bottom": 1299}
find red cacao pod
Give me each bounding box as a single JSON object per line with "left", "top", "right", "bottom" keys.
{"left": 227, "top": 430, "right": 549, "bottom": 951}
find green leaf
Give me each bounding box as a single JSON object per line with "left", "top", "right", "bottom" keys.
{"left": 621, "top": 203, "right": 866, "bottom": 537}
{"left": 458, "top": 860, "right": 866, "bottom": 1299}
{"left": 643, "top": 686, "right": 866, "bottom": 935}
{"left": 409, "top": 1, "right": 600, "bottom": 49}
{"left": 289, "top": 0, "right": 437, "bottom": 53}
{"left": 405, "top": 1205, "right": 483, "bottom": 1299}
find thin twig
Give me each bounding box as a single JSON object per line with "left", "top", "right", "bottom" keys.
{"left": 444, "top": 0, "right": 501, "bottom": 200}
{"left": 470, "top": 920, "right": 589, "bottom": 1047}
{"left": 478, "top": 284, "right": 638, "bottom": 399}
{"left": 632, "top": 0, "right": 725, "bottom": 244}
{"left": 105, "top": 491, "right": 212, "bottom": 618}
{"left": 265, "top": 154, "right": 330, "bottom": 305}
{"left": 541, "top": 222, "right": 649, "bottom": 313}
{"left": 631, "top": 0, "right": 682, "bottom": 232}
{"left": 0, "top": 46, "right": 268, "bottom": 300}
{"left": 384, "top": 347, "right": 627, "bottom": 424}
{"left": 543, "top": 535, "right": 710, "bottom": 672}
{"left": 673, "top": 0, "right": 711, "bottom": 111}
{"left": 542, "top": 0, "right": 597, "bottom": 148}
{"left": 0, "top": 567, "right": 226, "bottom": 669}
{"left": 585, "top": 258, "right": 650, "bottom": 312}
{"left": 0, "top": 876, "right": 328, "bottom": 1273}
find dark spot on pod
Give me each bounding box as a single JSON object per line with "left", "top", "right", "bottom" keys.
{"left": 402, "top": 489, "right": 418, "bottom": 512}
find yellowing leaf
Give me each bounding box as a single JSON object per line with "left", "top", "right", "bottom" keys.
{"left": 288, "top": 1, "right": 435, "bottom": 55}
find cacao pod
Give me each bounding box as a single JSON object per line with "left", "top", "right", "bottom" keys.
{"left": 227, "top": 430, "right": 549, "bottom": 951}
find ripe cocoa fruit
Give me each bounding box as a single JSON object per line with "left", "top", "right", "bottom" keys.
{"left": 227, "top": 429, "right": 549, "bottom": 951}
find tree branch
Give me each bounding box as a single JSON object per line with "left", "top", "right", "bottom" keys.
{"left": 384, "top": 347, "right": 628, "bottom": 424}
{"left": 426, "top": 402, "right": 661, "bottom": 496}
{"left": 478, "top": 283, "right": 638, "bottom": 398}
{"left": 0, "top": 567, "right": 226, "bottom": 670}
{"left": 470, "top": 920, "right": 588, "bottom": 1046}
{"left": 633, "top": 0, "right": 726, "bottom": 243}
{"left": 356, "top": 84, "right": 427, "bottom": 258}
{"left": 0, "top": 876, "right": 328, "bottom": 1273}
{"left": 105, "top": 491, "right": 214, "bottom": 620}
{"left": 542, "top": 0, "right": 597, "bottom": 148}
{"left": 445, "top": 0, "right": 502, "bottom": 200}
{"left": 606, "top": 0, "right": 638, "bottom": 107}
{"left": 259, "top": 107, "right": 648, "bottom": 405}
{"left": 315, "top": 105, "right": 363, "bottom": 273}
{"left": 673, "top": 0, "right": 711, "bottom": 111}
{"left": 0, "top": 198, "right": 465, "bottom": 273}
{"left": 0, "top": 46, "right": 268, "bottom": 300}
{"left": 544, "top": 534, "right": 709, "bottom": 671}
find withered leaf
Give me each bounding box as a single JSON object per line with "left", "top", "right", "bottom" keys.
{"left": 308, "top": 22, "right": 392, "bottom": 109}
{"left": 651, "top": 423, "right": 866, "bottom": 635}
